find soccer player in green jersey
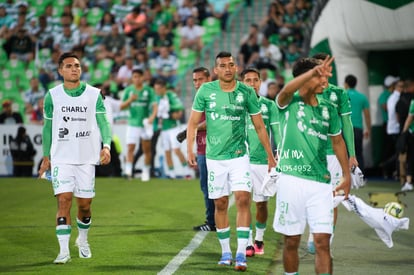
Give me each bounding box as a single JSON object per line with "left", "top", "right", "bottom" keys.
{"left": 307, "top": 53, "right": 359, "bottom": 254}
{"left": 241, "top": 67, "right": 280, "bottom": 257}
{"left": 38, "top": 52, "right": 112, "bottom": 264}
{"left": 274, "top": 56, "right": 351, "bottom": 275}
{"left": 186, "top": 52, "right": 277, "bottom": 272}
{"left": 154, "top": 78, "right": 192, "bottom": 179}
{"left": 122, "top": 68, "right": 158, "bottom": 181}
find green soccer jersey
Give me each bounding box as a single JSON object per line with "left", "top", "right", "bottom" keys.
{"left": 408, "top": 100, "right": 414, "bottom": 133}
{"left": 277, "top": 93, "right": 341, "bottom": 183}
{"left": 247, "top": 96, "right": 279, "bottom": 164}
{"left": 317, "top": 83, "right": 352, "bottom": 155}
{"left": 156, "top": 90, "right": 184, "bottom": 130}
{"left": 192, "top": 80, "right": 261, "bottom": 160}
{"left": 122, "top": 85, "right": 157, "bottom": 127}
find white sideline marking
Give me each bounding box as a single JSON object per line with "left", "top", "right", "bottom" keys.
{"left": 158, "top": 195, "right": 235, "bottom": 275}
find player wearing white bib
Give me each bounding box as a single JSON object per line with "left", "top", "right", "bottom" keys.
{"left": 122, "top": 68, "right": 158, "bottom": 181}
{"left": 274, "top": 56, "right": 351, "bottom": 275}
{"left": 306, "top": 53, "right": 359, "bottom": 255}
{"left": 38, "top": 52, "right": 112, "bottom": 264}
{"left": 242, "top": 68, "right": 280, "bottom": 257}
{"left": 186, "top": 52, "right": 276, "bottom": 272}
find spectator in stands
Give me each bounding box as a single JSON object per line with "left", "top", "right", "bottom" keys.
{"left": 130, "top": 26, "right": 148, "bottom": 56}
{"left": 116, "top": 55, "right": 135, "bottom": 89}
{"left": 23, "top": 78, "right": 45, "bottom": 115}
{"left": 151, "top": 46, "right": 178, "bottom": 87}
{"left": 266, "top": 81, "right": 280, "bottom": 101}
{"left": 150, "top": 23, "right": 174, "bottom": 58}
{"left": 0, "top": 100, "right": 23, "bottom": 124}
{"left": 123, "top": 5, "right": 147, "bottom": 37}
{"left": 238, "top": 33, "right": 260, "bottom": 70}
{"left": 83, "top": 35, "right": 99, "bottom": 63}
{"left": 30, "top": 15, "right": 53, "bottom": 49}
{"left": 193, "top": 0, "right": 210, "bottom": 24}
{"left": 111, "top": 0, "right": 134, "bottom": 24}
{"left": 258, "top": 68, "right": 275, "bottom": 97}
{"left": 110, "top": 52, "right": 126, "bottom": 83}
{"left": 255, "top": 35, "right": 283, "bottom": 73}
{"left": 260, "top": 1, "right": 284, "bottom": 38}
{"left": 77, "top": 17, "right": 95, "bottom": 47}
{"left": 53, "top": 25, "right": 80, "bottom": 53}
{"left": 97, "top": 23, "right": 126, "bottom": 60}
{"left": 134, "top": 50, "right": 152, "bottom": 82}
{"left": 240, "top": 23, "right": 263, "bottom": 45}
{"left": 30, "top": 98, "right": 44, "bottom": 125}
{"left": 179, "top": 16, "right": 204, "bottom": 52}
{"left": 9, "top": 126, "right": 36, "bottom": 177}
{"left": 280, "top": 2, "right": 302, "bottom": 41}
{"left": 3, "top": 27, "right": 34, "bottom": 61}
{"left": 53, "top": 13, "right": 79, "bottom": 38}
{"left": 175, "top": 0, "right": 198, "bottom": 26}
{"left": 39, "top": 50, "right": 61, "bottom": 91}
{"left": 95, "top": 11, "right": 116, "bottom": 42}
{"left": 345, "top": 74, "right": 371, "bottom": 172}
{"left": 148, "top": 0, "right": 173, "bottom": 35}
{"left": 284, "top": 43, "right": 301, "bottom": 69}
{"left": 208, "top": 0, "right": 230, "bottom": 31}
{"left": 0, "top": 4, "right": 13, "bottom": 39}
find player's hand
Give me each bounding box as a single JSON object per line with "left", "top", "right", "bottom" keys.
{"left": 187, "top": 151, "right": 197, "bottom": 168}
{"left": 100, "top": 147, "right": 111, "bottom": 165}
{"left": 130, "top": 93, "right": 138, "bottom": 101}
{"left": 38, "top": 157, "right": 50, "bottom": 179}
{"left": 335, "top": 175, "right": 351, "bottom": 199}
{"left": 176, "top": 129, "right": 187, "bottom": 143}
{"left": 349, "top": 157, "right": 358, "bottom": 170}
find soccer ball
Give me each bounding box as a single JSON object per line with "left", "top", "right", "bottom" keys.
{"left": 384, "top": 202, "right": 404, "bottom": 218}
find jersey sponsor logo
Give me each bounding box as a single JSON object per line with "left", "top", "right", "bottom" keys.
{"left": 63, "top": 116, "right": 70, "bottom": 122}
{"left": 209, "top": 93, "right": 216, "bottom": 100}
{"left": 63, "top": 116, "right": 87, "bottom": 122}
{"left": 75, "top": 131, "right": 91, "bottom": 138}
{"left": 61, "top": 106, "right": 88, "bottom": 113}
{"left": 219, "top": 115, "right": 240, "bottom": 121}
{"left": 210, "top": 112, "right": 219, "bottom": 120}
{"left": 279, "top": 149, "right": 304, "bottom": 160}
{"left": 58, "top": 128, "right": 69, "bottom": 138}
{"left": 307, "top": 128, "right": 327, "bottom": 140}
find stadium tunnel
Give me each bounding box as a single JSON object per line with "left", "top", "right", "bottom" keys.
{"left": 309, "top": 0, "right": 414, "bottom": 173}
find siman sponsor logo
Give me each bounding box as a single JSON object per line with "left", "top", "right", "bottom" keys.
{"left": 75, "top": 131, "right": 91, "bottom": 138}
{"left": 63, "top": 116, "right": 86, "bottom": 122}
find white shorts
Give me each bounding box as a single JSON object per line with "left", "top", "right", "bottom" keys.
{"left": 161, "top": 127, "right": 181, "bottom": 150}
{"left": 327, "top": 155, "right": 342, "bottom": 190}
{"left": 250, "top": 164, "right": 269, "bottom": 202}
{"left": 206, "top": 155, "right": 252, "bottom": 199}
{"left": 126, "top": 125, "right": 153, "bottom": 145}
{"left": 51, "top": 164, "right": 96, "bottom": 198}
{"left": 273, "top": 173, "right": 333, "bottom": 236}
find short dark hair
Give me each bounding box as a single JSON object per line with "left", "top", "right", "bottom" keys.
{"left": 154, "top": 78, "right": 167, "bottom": 87}
{"left": 58, "top": 52, "right": 79, "bottom": 68}
{"left": 241, "top": 67, "right": 260, "bottom": 80}
{"left": 345, "top": 74, "right": 357, "bottom": 88}
{"left": 215, "top": 51, "right": 233, "bottom": 66}
{"left": 132, "top": 68, "right": 144, "bottom": 75}
{"left": 292, "top": 57, "right": 319, "bottom": 77}
{"left": 193, "top": 67, "right": 210, "bottom": 77}
{"left": 312, "top": 52, "right": 329, "bottom": 60}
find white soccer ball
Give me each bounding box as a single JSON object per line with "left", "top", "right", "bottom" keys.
{"left": 384, "top": 202, "right": 404, "bottom": 218}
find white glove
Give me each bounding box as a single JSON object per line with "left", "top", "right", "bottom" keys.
{"left": 261, "top": 167, "right": 280, "bottom": 197}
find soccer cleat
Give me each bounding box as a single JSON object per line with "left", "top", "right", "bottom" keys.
{"left": 218, "top": 252, "right": 233, "bottom": 266}
{"left": 234, "top": 253, "right": 247, "bottom": 271}
{"left": 254, "top": 241, "right": 264, "bottom": 255}
{"left": 401, "top": 182, "right": 413, "bottom": 192}
{"left": 307, "top": 241, "right": 315, "bottom": 254}
{"left": 53, "top": 253, "right": 71, "bottom": 264}
{"left": 141, "top": 169, "right": 150, "bottom": 182}
{"left": 245, "top": 245, "right": 255, "bottom": 257}
{"left": 193, "top": 223, "right": 216, "bottom": 231}
{"left": 76, "top": 238, "right": 92, "bottom": 259}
